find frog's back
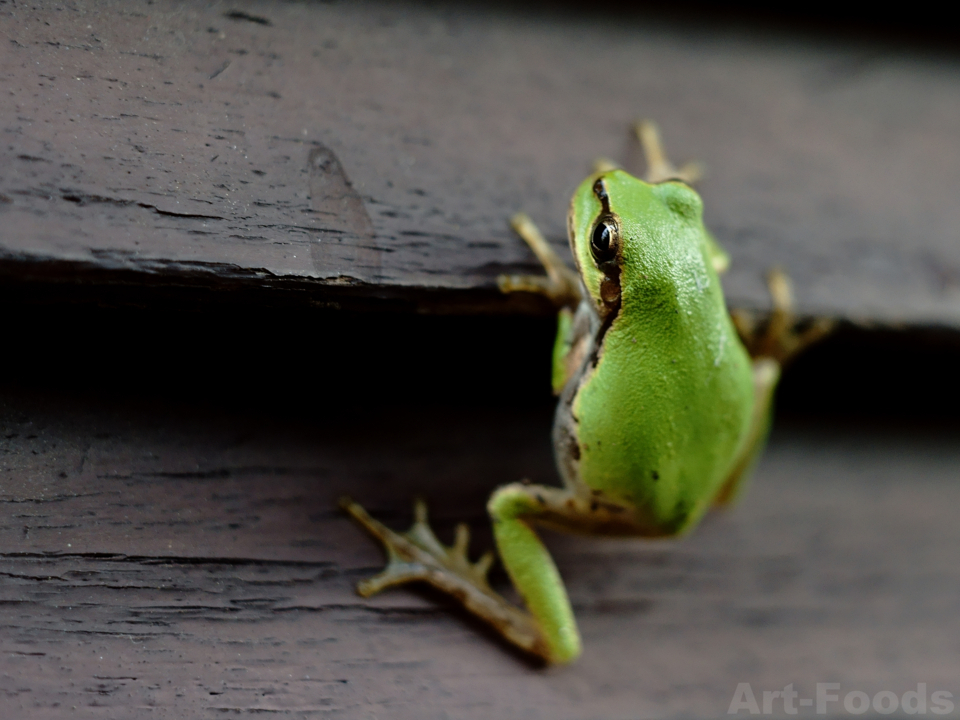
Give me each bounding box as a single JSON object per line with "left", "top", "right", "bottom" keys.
{"left": 566, "top": 171, "right": 754, "bottom": 535}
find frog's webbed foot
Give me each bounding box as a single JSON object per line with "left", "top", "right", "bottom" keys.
{"left": 339, "top": 496, "right": 547, "bottom": 659}
{"left": 731, "top": 268, "right": 835, "bottom": 367}
{"left": 636, "top": 120, "right": 705, "bottom": 185}
{"left": 340, "top": 497, "right": 492, "bottom": 595}
{"left": 498, "top": 213, "right": 582, "bottom": 310}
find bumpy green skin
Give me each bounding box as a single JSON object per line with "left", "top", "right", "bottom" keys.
{"left": 482, "top": 170, "right": 759, "bottom": 664}
{"left": 488, "top": 486, "right": 581, "bottom": 663}
{"left": 569, "top": 171, "right": 755, "bottom": 534}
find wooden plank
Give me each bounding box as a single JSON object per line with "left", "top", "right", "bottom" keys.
{"left": 2, "top": 387, "right": 959, "bottom": 717}
{"left": 1, "top": 297, "right": 959, "bottom": 717}
{"left": 3, "top": 1, "right": 960, "bottom": 321}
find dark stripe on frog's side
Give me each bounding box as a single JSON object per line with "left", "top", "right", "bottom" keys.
{"left": 552, "top": 176, "right": 622, "bottom": 492}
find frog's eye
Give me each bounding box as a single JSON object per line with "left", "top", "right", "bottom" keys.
{"left": 591, "top": 218, "right": 619, "bottom": 263}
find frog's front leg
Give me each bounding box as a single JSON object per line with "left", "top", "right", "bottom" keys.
{"left": 731, "top": 268, "right": 835, "bottom": 367}
{"left": 498, "top": 213, "right": 582, "bottom": 309}
{"left": 635, "top": 120, "right": 704, "bottom": 185}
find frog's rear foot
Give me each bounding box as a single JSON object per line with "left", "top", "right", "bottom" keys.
{"left": 340, "top": 496, "right": 494, "bottom": 596}
{"left": 340, "top": 496, "right": 546, "bottom": 657}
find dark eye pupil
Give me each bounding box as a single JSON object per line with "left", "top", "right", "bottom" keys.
{"left": 592, "top": 223, "right": 611, "bottom": 253}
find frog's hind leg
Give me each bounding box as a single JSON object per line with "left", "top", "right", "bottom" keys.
{"left": 340, "top": 496, "right": 552, "bottom": 661}
{"left": 485, "top": 482, "right": 671, "bottom": 663}
{"left": 342, "top": 485, "right": 643, "bottom": 664}
{"left": 498, "top": 213, "right": 582, "bottom": 309}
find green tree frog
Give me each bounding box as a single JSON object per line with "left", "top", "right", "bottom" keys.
{"left": 341, "top": 122, "right": 830, "bottom": 664}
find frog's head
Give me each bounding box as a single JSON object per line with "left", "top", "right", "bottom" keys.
{"left": 567, "top": 169, "right": 706, "bottom": 321}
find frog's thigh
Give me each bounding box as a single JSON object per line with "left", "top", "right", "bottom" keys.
{"left": 488, "top": 483, "right": 644, "bottom": 664}
{"left": 714, "top": 357, "right": 781, "bottom": 506}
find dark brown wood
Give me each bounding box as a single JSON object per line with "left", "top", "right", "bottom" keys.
{"left": 2, "top": 381, "right": 959, "bottom": 717}
{"left": 3, "top": 1, "right": 960, "bottom": 321}
{"left": 3, "top": 2, "right": 960, "bottom": 716}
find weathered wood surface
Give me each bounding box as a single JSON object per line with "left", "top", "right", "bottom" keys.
{"left": 2, "top": 388, "right": 960, "bottom": 718}
{"left": 1, "top": 300, "right": 959, "bottom": 717}
{"left": 3, "top": 2, "right": 960, "bottom": 717}
{"left": 3, "top": 1, "right": 960, "bottom": 321}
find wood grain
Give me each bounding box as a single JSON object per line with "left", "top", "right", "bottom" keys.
{"left": 3, "top": 2, "right": 960, "bottom": 716}
{"left": 1, "top": 378, "right": 959, "bottom": 717}
{"left": 3, "top": 1, "right": 960, "bottom": 321}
